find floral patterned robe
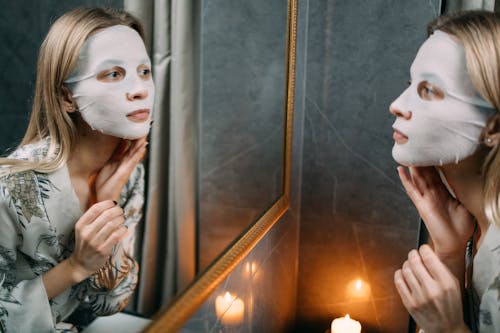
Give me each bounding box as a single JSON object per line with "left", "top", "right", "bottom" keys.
{"left": 473, "top": 223, "right": 500, "bottom": 333}
{"left": 0, "top": 139, "right": 144, "bottom": 332}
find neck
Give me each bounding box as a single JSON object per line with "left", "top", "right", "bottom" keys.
{"left": 67, "top": 118, "right": 121, "bottom": 178}
{"left": 438, "top": 148, "right": 489, "bottom": 233}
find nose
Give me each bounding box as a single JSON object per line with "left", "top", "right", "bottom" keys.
{"left": 126, "top": 89, "right": 148, "bottom": 101}
{"left": 389, "top": 97, "right": 412, "bottom": 120}
{"left": 389, "top": 104, "right": 411, "bottom": 120}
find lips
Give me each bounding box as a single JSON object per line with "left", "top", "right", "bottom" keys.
{"left": 126, "top": 109, "right": 150, "bottom": 123}
{"left": 392, "top": 127, "right": 409, "bottom": 144}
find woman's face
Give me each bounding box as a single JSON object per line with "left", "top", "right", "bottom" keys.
{"left": 389, "top": 30, "right": 494, "bottom": 166}
{"left": 66, "top": 25, "right": 155, "bottom": 140}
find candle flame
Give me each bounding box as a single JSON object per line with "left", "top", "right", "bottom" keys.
{"left": 355, "top": 279, "right": 362, "bottom": 290}
{"left": 345, "top": 314, "right": 350, "bottom": 319}
{"left": 245, "top": 262, "right": 258, "bottom": 274}
{"left": 224, "top": 292, "right": 233, "bottom": 301}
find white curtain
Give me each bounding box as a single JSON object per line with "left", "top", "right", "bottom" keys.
{"left": 124, "top": 0, "right": 197, "bottom": 316}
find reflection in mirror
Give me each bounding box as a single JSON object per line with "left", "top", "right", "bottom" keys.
{"left": 145, "top": 0, "right": 297, "bottom": 331}
{"left": 198, "top": 0, "right": 288, "bottom": 270}
{"left": 0, "top": 0, "right": 295, "bottom": 331}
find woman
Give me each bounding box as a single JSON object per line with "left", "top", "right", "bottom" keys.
{"left": 390, "top": 11, "right": 500, "bottom": 333}
{"left": 0, "top": 7, "right": 154, "bottom": 332}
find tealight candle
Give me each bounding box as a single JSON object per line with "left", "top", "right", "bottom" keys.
{"left": 215, "top": 292, "right": 245, "bottom": 325}
{"left": 331, "top": 314, "right": 361, "bottom": 333}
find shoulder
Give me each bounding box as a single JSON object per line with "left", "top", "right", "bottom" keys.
{"left": 0, "top": 169, "right": 46, "bottom": 228}
{"left": 7, "top": 138, "right": 50, "bottom": 162}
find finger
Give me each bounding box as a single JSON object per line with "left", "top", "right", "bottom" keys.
{"left": 126, "top": 139, "right": 148, "bottom": 160}
{"left": 93, "top": 214, "right": 125, "bottom": 244}
{"left": 398, "top": 166, "right": 423, "bottom": 201}
{"left": 101, "top": 225, "right": 129, "bottom": 251}
{"left": 401, "top": 260, "right": 424, "bottom": 300}
{"left": 408, "top": 249, "right": 434, "bottom": 287}
{"left": 408, "top": 167, "right": 428, "bottom": 195}
{"left": 112, "top": 143, "right": 147, "bottom": 179}
{"left": 415, "top": 167, "right": 452, "bottom": 198}
{"left": 418, "top": 245, "right": 454, "bottom": 282}
{"left": 394, "top": 269, "right": 415, "bottom": 311}
{"left": 77, "top": 200, "right": 116, "bottom": 226}
{"left": 87, "top": 206, "right": 124, "bottom": 233}
{"left": 420, "top": 166, "right": 444, "bottom": 187}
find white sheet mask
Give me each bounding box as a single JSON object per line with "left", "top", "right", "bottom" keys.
{"left": 65, "top": 25, "right": 155, "bottom": 139}
{"left": 391, "top": 30, "right": 495, "bottom": 166}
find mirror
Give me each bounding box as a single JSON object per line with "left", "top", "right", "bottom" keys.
{"left": 198, "top": 0, "right": 288, "bottom": 270}
{"left": 145, "top": 0, "right": 297, "bottom": 331}
{"left": 0, "top": 0, "right": 296, "bottom": 330}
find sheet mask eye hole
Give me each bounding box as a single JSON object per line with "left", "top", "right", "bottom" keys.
{"left": 97, "top": 67, "right": 126, "bottom": 82}
{"left": 137, "top": 65, "right": 151, "bottom": 80}
{"left": 417, "top": 80, "right": 445, "bottom": 101}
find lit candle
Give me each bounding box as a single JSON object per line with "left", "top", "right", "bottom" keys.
{"left": 215, "top": 292, "right": 245, "bottom": 325}
{"left": 331, "top": 314, "right": 361, "bottom": 333}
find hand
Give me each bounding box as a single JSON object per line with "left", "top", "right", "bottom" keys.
{"left": 394, "top": 245, "right": 471, "bottom": 333}
{"left": 397, "top": 166, "right": 475, "bottom": 259}
{"left": 67, "top": 200, "right": 129, "bottom": 280}
{"left": 94, "top": 137, "right": 148, "bottom": 203}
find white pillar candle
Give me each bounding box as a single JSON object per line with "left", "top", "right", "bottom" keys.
{"left": 331, "top": 314, "right": 361, "bottom": 333}
{"left": 215, "top": 292, "right": 245, "bottom": 325}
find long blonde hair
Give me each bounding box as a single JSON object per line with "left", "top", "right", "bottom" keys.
{"left": 429, "top": 11, "right": 500, "bottom": 226}
{"left": 0, "top": 7, "right": 144, "bottom": 176}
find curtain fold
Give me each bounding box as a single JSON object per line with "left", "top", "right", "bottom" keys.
{"left": 444, "top": 0, "right": 495, "bottom": 12}
{"left": 124, "top": 0, "right": 197, "bottom": 316}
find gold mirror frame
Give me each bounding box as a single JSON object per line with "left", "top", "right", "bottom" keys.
{"left": 144, "top": 1, "right": 297, "bottom": 331}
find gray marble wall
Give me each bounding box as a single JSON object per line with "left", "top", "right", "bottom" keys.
{"left": 179, "top": 0, "right": 308, "bottom": 331}
{"left": 0, "top": 0, "right": 123, "bottom": 155}
{"left": 295, "top": 1, "right": 441, "bottom": 332}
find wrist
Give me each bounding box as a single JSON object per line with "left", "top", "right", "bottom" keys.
{"left": 64, "top": 257, "right": 93, "bottom": 284}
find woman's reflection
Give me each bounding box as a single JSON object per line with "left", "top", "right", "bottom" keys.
{"left": 0, "top": 7, "right": 152, "bottom": 332}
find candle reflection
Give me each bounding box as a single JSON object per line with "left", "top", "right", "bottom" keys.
{"left": 215, "top": 292, "right": 245, "bottom": 326}
{"left": 346, "top": 277, "right": 371, "bottom": 299}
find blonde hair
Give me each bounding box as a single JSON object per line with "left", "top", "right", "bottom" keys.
{"left": 429, "top": 11, "right": 500, "bottom": 227}
{"left": 0, "top": 7, "right": 144, "bottom": 176}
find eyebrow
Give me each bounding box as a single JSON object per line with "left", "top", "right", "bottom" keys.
{"left": 409, "top": 65, "right": 446, "bottom": 87}
{"left": 419, "top": 72, "right": 446, "bottom": 88}
{"left": 96, "top": 59, "right": 126, "bottom": 68}
{"left": 95, "top": 58, "right": 151, "bottom": 69}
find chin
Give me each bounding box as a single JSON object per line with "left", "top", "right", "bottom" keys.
{"left": 392, "top": 146, "right": 429, "bottom": 167}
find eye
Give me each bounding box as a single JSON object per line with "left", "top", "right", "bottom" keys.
{"left": 97, "top": 67, "right": 125, "bottom": 82}
{"left": 106, "top": 71, "right": 121, "bottom": 79}
{"left": 138, "top": 65, "right": 152, "bottom": 80}
{"left": 417, "top": 80, "right": 444, "bottom": 101}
